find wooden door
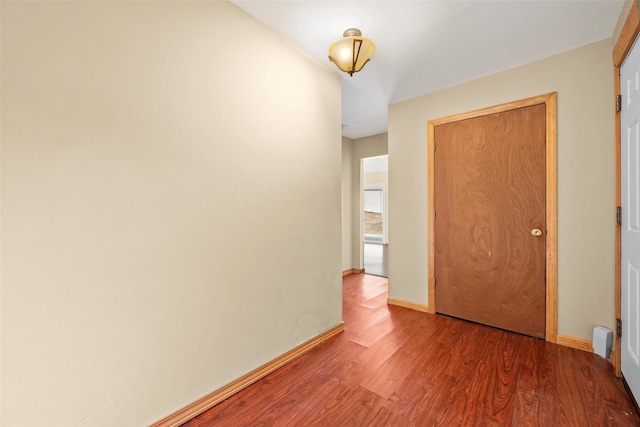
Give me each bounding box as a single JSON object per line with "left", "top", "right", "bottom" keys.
{"left": 621, "top": 33, "right": 640, "bottom": 404}
{"left": 434, "top": 104, "right": 546, "bottom": 338}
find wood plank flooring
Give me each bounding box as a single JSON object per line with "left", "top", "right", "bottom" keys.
{"left": 184, "top": 274, "right": 639, "bottom": 426}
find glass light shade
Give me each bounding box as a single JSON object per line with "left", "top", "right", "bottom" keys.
{"left": 328, "top": 29, "right": 376, "bottom": 76}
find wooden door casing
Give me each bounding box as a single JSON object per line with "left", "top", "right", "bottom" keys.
{"left": 428, "top": 93, "right": 558, "bottom": 342}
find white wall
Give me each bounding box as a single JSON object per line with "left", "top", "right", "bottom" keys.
{"left": 1, "top": 2, "right": 342, "bottom": 425}
{"left": 388, "top": 39, "right": 615, "bottom": 341}
{"left": 342, "top": 137, "right": 353, "bottom": 271}
{"left": 363, "top": 171, "right": 388, "bottom": 184}
{"left": 349, "top": 133, "right": 388, "bottom": 269}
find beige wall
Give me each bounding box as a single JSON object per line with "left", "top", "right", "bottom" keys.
{"left": 1, "top": 2, "right": 342, "bottom": 425}
{"left": 349, "top": 133, "right": 388, "bottom": 269}
{"left": 342, "top": 137, "right": 353, "bottom": 271}
{"left": 388, "top": 39, "right": 615, "bottom": 341}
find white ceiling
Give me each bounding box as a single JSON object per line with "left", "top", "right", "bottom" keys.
{"left": 232, "top": 0, "right": 624, "bottom": 140}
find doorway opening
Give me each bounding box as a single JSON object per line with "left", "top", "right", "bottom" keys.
{"left": 362, "top": 155, "right": 388, "bottom": 277}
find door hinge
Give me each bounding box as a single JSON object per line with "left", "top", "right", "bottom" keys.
{"left": 617, "top": 94, "right": 622, "bottom": 113}
{"left": 617, "top": 206, "right": 622, "bottom": 226}
{"left": 617, "top": 318, "right": 622, "bottom": 338}
{"left": 434, "top": 140, "right": 436, "bottom": 151}
{"left": 434, "top": 278, "right": 436, "bottom": 287}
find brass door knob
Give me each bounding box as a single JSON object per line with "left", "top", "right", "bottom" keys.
{"left": 531, "top": 228, "right": 543, "bottom": 237}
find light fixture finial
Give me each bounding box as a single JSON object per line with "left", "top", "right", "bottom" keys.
{"left": 342, "top": 28, "right": 362, "bottom": 38}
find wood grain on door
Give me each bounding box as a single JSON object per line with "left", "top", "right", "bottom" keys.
{"left": 434, "top": 104, "right": 546, "bottom": 338}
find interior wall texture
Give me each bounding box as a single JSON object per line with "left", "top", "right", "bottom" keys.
{"left": 388, "top": 38, "right": 615, "bottom": 341}
{"left": 350, "top": 133, "right": 388, "bottom": 269}
{"left": 1, "top": 1, "right": 342, "bottom": 425}
{"left": 342, "top": 136, "right": 353, "bottom": 271}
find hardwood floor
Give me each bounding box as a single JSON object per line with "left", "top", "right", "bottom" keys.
{"left": 184, "top": 274, "right": 639, "bottom": 426}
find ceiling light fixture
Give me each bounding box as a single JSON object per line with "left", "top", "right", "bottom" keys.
{"left": 328, "top": 28, "right": 376, "bottom": 77}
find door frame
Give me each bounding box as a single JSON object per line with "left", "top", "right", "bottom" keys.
{"left": 427, "top": 93, "right": 558, "bottom": 343}
{"left": 613, "top": 1, "right": 640, "bottom": 378}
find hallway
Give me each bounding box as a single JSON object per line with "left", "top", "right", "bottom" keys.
{"left": 185, "top": 274, "right": 639, "bottom": 426}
